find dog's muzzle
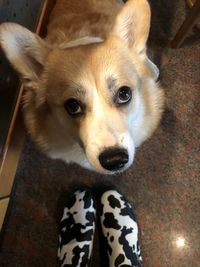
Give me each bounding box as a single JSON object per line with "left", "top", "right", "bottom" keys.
{"left": 98, "top": 148, "right": 129, "bottom": 171}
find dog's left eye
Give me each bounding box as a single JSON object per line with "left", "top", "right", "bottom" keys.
{"left": 115, "top": 86, "right": 132, "bottom": 105}
{"left": 64, "top": 98, "right": 84, "bottom": 117}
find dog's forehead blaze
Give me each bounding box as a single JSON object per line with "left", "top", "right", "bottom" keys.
{"left": 45, "top": 41, "right": 137, "bottom": 104}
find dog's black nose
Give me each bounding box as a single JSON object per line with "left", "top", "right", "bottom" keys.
{"left": 99, "top": 148, "right": 129, "bottom": 171}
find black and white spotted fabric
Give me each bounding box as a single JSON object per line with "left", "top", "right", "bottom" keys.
{"left": 58, "top": 189, "right": 96, "bottom": 267}
{"left": 100, "top": 190, "right": 142, "bottom": 267}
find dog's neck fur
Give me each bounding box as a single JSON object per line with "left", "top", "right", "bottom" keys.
{"left": 45, "top": 1, "right": 122, "bottom": 45}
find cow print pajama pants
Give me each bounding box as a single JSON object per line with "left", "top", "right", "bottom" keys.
{"left": 58, "top": 188, "right": 142, "bottom": 267}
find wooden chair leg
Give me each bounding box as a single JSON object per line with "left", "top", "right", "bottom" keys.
{"left": 171, "top": 0, "right": 200, "bottom": 48}
{"left": 186, "top": 0, "right": 196, "bottom": 8}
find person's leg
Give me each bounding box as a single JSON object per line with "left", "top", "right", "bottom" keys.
{"left": 58, "top": 188, "right": 96, "bottom": 267}
{"left": 100, "top": 190, "right": 142, "bottom": 267}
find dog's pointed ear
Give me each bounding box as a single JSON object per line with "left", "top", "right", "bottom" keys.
{"left": 0, "top": 23, "right": 51, "bottom": 86}
{"left": 111, "top": 0, "right": 151, "bottom": 55}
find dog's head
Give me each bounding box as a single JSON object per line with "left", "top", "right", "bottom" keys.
{"left": 0, "top": 0, "right": 164, "bottom": 174}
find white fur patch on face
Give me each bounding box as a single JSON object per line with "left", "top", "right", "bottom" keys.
{"left": 119, "top": 132, "right": 135, "bottom": 168}
{"left": 59, "top": 36, "right": 104, "bottom": 49}
{"left": 127, "top": 87, "right": 146, "bottom": 147}
{"left": 128, "top": 88, "right": 144, "bottom": 127}
{"left": 79, "top": 89, "right": 135, "bottom": 174}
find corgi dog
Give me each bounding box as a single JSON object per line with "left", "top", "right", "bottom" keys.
{"left": 0, "top": 0, "right": 164, "bottom": 174}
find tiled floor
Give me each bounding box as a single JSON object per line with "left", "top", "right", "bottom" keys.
{"left": 0, "top": 1, "right": 200, "bottom": 266}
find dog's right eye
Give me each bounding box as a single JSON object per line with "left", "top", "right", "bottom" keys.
{"left": 64, "top": 98, "right": 84, "bottom": 117}
{"left": 115, "top": 86, "right": 132, "bottom": 106}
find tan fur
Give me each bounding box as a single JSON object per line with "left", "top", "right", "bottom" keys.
{"left": 0, "top": 0, "right": 164, "bottom": 174}
{"left": 46, "top": 0, "right": 121, "bottom": 44}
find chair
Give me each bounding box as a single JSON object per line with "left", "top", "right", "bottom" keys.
{"left": 171, "top": 0, "right": 200, "bottom": 48}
